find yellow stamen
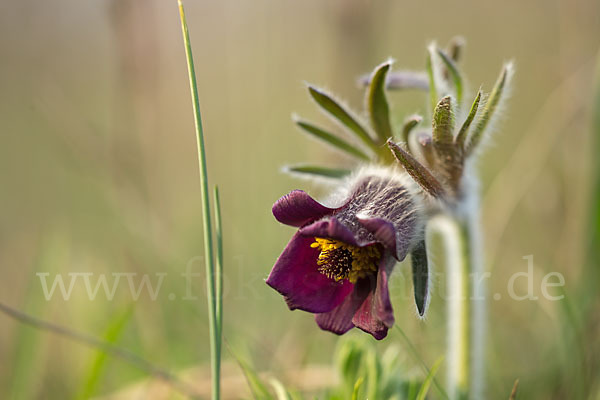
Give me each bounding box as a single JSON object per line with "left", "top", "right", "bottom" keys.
{"left": 311, "top": 237, "right": 380, "bottom": 283}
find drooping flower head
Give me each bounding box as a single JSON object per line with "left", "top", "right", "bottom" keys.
{"left": 267, "top": 167, "right": 426, "bottom": 339}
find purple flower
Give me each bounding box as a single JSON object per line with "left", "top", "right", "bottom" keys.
{"left": 267, "top": 167, "right": 424, "bottom": 340}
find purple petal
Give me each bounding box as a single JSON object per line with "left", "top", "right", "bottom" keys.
{"left": 300, "top": 217, "right": 372, "bottom": 247}
{"left": 266, "top": 232, "right": 354, "bottom": 313}
{"left": 358, "top": 216, "right": 414, "bottom": 261}
{"left": 352, "top": 256, "right": 395, "bottom": 340}
{"left": 315, "top": 279, "right": 371, "bottom": 335}
{"left": 272, "top": 190, "right": 335, "bottom": 227}
{"left": 357, "top": 217, "right": 399, "bottom": 259}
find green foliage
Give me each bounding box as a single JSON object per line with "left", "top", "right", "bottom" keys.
{"left": 367, "top": 62, "right": 394, "bottom": 142}
{"left": 308, "top": 86, "right": 378, "bottom": 152}
{"left": 328, "top": 335, "right": 425, "bottom": 400}
{"left": 295, "top": 119, "right": 371, "bottom": 161}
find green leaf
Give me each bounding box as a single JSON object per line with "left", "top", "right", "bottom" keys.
{"left": 432, "top": 96, "right": 455, "bottom": 149}
{"left": 285, "top": 165, "right": 351, "bottom": 179}
{"left": 295, "top": 119, "right": 370, "bottom": 161}
{"left": 416, "top": 356, "right": 444, "bottom": 400}
{"left": 467, "top": 63, "right": 513, "bottom": 155}
{"left": 437, "top": 48, "right": 463, "bottom": 105}
{"left": 411, "top": 240, "right": 429, "bottom": 317}
{"left": 426, "top": 45, "right": 438, "bottom": 112}
{"left": 367, "top": 61, "right": 394, "bottom": 142}
{"left": 402, "top": 115, "right": 422, "bottom": 144}
{"left": 387, "top": 140, "right": 446, "bottom": 198}
{"left": 456, "top": 90, "right": 482, "bottom": 150}
{"left": 308, "top": 85, "right": 378, "bottom": 151}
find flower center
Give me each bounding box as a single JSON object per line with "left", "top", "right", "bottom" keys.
{"left": 310, "top": 237, "right": 381, "bottom": 283}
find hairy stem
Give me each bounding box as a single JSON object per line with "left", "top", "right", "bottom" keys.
{"left": 430, "top": 203, "right": 485, "bottom": 400}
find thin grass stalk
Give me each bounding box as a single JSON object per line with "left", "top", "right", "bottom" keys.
{"left": 214, "top": 186, "right": 224, "bottom": 361}
{"left": 177, "top": 2, "right": 220, "bottom": 399}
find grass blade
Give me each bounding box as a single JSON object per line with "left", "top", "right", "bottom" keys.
{"left": 177, "top": 1, "right": 219, "bottom": 399}
{"left": 416, "top": 356, "right": 444, "bottom": 400}
{"left": 0, "top": 302, "right": 199, "bottom": 398}
{"left": 227, "top": 343, "right": 273, "bottom": 400}
{"left": 285, "top": 165, "right": 351, "bottom": 179}
{"left": 78, "top": 307, "right": 133, "bottom": 400}
{"left": 437, "top": 48, "right": 463, "bottom": 105}
{"left": 456, "top": 90, "right": 482, "bottom": 150}
{"left": 394, "top": 325, "right": 449, "bottom": 400}
{"left": 367, "top": 61, "right": 394, "bottom": 142}
{"left": 214, "top": 185, "right": 224, "bottom": 370}
{"left": 295, "top": 119, "right": 370, "bottom": 161}
{"left": 308, "top": 85, "right": 378, "bottom": 152}
{"left": 351, "top": 377, "right": 364, "bottom": 400}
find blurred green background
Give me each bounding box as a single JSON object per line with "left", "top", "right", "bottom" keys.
{"left": 1, "top": 0, "right": 599, "bottom": 398}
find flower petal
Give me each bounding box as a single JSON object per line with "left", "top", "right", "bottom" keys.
{"left": 315, "top": 279, "right": 371, "bottom": 335}
{"left": 352, "top": 255, "right": 395, "bottom": 340}
{"left": 272, "top": 190, "right": 335, "bottom": 227}
{"left": 358, "top": 216, "right": 415, "bottom": 261}
{"left": 300, "top": 217, "right": 372, "bottom": 247}
{"left": 266, "top": 232, "right": 354, "bottom": 313}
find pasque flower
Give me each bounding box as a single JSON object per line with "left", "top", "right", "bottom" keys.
{"left": 267, "top": 167, "right": 425, "bottom": 339}
{"left": 267, "top": 51, "right": 511, "bottom": 343}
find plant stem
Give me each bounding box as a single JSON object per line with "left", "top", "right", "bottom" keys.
{"left": 177, "top": 2, "right": 220, "bottom": 399}
{"left": 430, "top": 203, "right": 485, "bottom": 400}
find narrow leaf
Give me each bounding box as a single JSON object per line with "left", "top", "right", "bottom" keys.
{"left": 285, "top": 165, "right": 351, "bottom": 179}
{"left": 387, "top": 140, "right": 446, "bottom": 198}
{"left": 402, "top": 114, "right": 422, "bottom": 144}
{"left": 437, "top": 48, "right": 463, "bottom": 105}
{"left": 367, "top": 61, "right": 394, "bottom": 142}
{"left": 227, "top": 344, "right": 272, "bottom": 400}
{"left": 411, "top": 240, "right": 429, "bottom": 317}
{"left": 456, "top": 90, "right": 482, "bottom": 149}
{"left": 432, "top": 96, "right": 455, "bottom": 152}
{"left": 416, "top": 356, "right": 444, "bottom": 400}
{"left": 351, "top": 377, "right": 364, "bottom": 400}
{"left": 358, "top": 71, "right": 429, "bottom": 91}
{"left": 308, "top": 86, "right": 378, "bottom": 151}
{"left": 213, "top": 185, "right": 224, "bottom": 367}
{"left": 295, "top": 119, "right": 370, "bottom": 161}
{"left": 467, "top": 63, "right": 513, "bottom": 155}
{"left": 177, "top": 3, "right": 221, "bottom": 399}
{"left": 426, "top": 45, "right": 438, "bottom": 112}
